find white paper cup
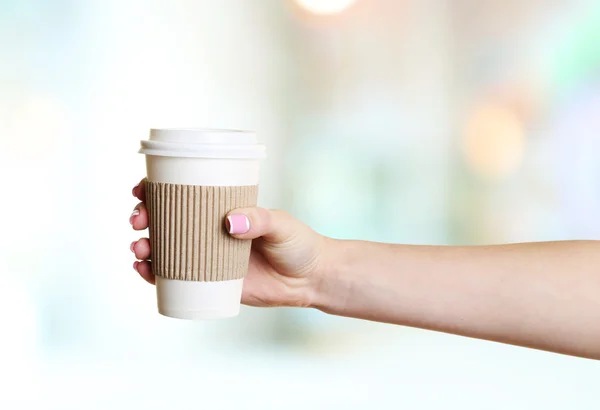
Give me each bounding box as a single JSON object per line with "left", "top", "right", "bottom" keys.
{"left": 139, "top": 128, "right": 265, "bottom": 320}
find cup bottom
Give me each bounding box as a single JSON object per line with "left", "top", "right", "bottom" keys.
{"left": 156, "top": 276, "right": 244, "bottom": 320}
{"left": 158, "top": 306, "right": 240, "bottom": 320}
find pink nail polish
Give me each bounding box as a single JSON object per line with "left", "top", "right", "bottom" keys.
{"left": 129, "top": 209, "right": 140, "bottom": 225}
{"left": 227, "top": 214, "right": 250, "bottom": 234}
{"left": 133, "top": 261, "right": 139, "bottom": 271}
{"left": 130, "top": 241, "right": 136, "bottom": 253}
{"left": 132, "top": 185, "right": 138, "bottom": 196}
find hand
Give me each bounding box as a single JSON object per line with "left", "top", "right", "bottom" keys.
{"left": 130, "top": 178, "right": 332, "bottom": 308}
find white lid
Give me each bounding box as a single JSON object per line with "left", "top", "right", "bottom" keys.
{"left": 139, "top": 128, "right": 266, "bottom": 159}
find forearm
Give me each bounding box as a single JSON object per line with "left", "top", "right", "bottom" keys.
{"left": 314, "top": 239, "right": 600, "bottom": 359}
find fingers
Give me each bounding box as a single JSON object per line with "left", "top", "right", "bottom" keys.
{"left": 225, "top": 207, "right": 300, "bottom": 244}
{"left": 130, "top": 202, "right": 149, "bottom": 230}
{"left": 131, "top": 238, "right": 151, "bottom": 260}
{"left": 131, "top": 238, "right": 153, "bottom": 284}
{"left": 132, "top": 178, "right": 152, "bottom": 284}
{"left": 134, "top": 260, "right": 155, "bottom": 285}
{"left": 132, "top": 178, "right": 146, "bottom": 202}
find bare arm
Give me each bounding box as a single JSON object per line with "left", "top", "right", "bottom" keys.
{"left": 316, "top": 240, "right": 600, "bottom": 359}
{"left": 129, "top": 185, "right": 600, "bottom": 360}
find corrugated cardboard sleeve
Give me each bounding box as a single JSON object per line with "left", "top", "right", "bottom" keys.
{"left": 145, "top": 181, "right": 259, "bottom": 282}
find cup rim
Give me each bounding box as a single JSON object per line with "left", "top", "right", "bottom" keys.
{"left": 139, "top": 139, "right": 266, "bottom": 159}
{"left": 150, "top": 127, "right": 253, "bottom": 134}
{"left": 141, "top": 128, "right": 265, "bottom": 159}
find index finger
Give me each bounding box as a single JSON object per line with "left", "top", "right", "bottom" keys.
{"left": 132, "top": 178, "right": 146, "bottom": 202}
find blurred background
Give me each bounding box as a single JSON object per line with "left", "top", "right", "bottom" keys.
{"left": 1, "top": 0, "right": 600, "bottom": 408}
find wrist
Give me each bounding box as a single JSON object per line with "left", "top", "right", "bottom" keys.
{"left": 308, "top": 237, "right": 352, "bottom": 314}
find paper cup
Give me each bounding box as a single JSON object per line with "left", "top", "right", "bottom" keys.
{"left": 139, "top": 128, "right": 266, "bottom": 320}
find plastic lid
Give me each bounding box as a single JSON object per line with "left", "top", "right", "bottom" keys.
{"left": 139, "top": 128, "right": 266, "bottom": 159}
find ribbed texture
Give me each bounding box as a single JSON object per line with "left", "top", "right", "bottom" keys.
{"left": 146, "top": 181, "right": 259, "bottom": 282}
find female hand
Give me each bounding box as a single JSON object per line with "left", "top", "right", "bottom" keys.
{"left": 130, "top": 178, "right": 332, "bottom": 308}
{"left": 130, "top": 181, "right": 600, "bottom": 359}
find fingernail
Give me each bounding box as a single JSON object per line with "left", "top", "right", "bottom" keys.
{"left": 227, "top": 214, "right": 250, "bottom": 234}
{"left": 133, "top": 261, "right": 139, "bottom": 271}
{"left": 130, "top": 241, "right": 136, "bottom": 253}
{"left": 132, "top": 184, "right": 138, "bottom": 196}
{"left": 129, "top": 209, "right": 140, "bottom": 225}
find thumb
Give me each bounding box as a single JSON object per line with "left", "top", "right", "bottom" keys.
{"left": 225, "top": 207, "right": 299, "bottom": 243}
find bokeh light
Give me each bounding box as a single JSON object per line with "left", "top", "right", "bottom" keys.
{"left": 294, "top": 0, "right": 357, "bottom": 15}
{"left": 3, "top": 95, "right": 68, "bottom": 158}
{"left": 462, "top": 102, "right": 526, "bottom": 179}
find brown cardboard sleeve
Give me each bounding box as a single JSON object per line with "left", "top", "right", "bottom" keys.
{"left": 145, "top": 181, "right": 259, "bottom": 282}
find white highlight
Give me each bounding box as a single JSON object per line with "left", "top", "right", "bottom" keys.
{"left": 227, "top": 216, "right": 235, "bottom": 234}
{"left": 295, "top": 0, "right": 357, "bottom": 15}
